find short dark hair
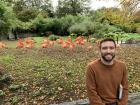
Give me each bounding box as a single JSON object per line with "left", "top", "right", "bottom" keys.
{"left": 99, "top": 38, "right": 116, "bottom": 48}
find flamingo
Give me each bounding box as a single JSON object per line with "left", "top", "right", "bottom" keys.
{"left": 69, "top": 43, "right": 75, "bottom": 49}
{"left": 16, "top": 38, "right": 24, "bottom": 48}
{"left": 0, "top": 42, "right": 6, "bottom": 48}
{"left": 25, "top": 37, "right": 36, "bottom": 49}
{"left": 87, "top": 45, "right": 93, "bottom": 50}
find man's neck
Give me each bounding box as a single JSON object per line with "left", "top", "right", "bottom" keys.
{"left": 101, "top": 58, "right": 114, "bottom": 65}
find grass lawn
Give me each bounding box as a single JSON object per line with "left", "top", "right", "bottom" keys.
{"left": 1, "top": 32, "right": 140, "bottom": 48}
{"left": 3, "top": 36, "right": 81, "bottom": 48}
{"left": 3, "top": 37, "right": 45, "bottom": 48}
{"left": 0, "top": 44, "right": 140, "bottom": 104}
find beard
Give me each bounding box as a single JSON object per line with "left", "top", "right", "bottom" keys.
{"left": 101, "top": 53, "right": 115, "bottom": 63}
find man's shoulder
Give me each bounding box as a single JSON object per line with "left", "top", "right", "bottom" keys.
{"left": 88, "top": 59, "right": 100, "bottom": 66}
{"left": 86, "top": 59, "right": 100, "bottom": 72}
{"left": 115, "top": 59, "right": 125, "bottom": 66}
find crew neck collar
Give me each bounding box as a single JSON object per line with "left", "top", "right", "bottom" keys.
{"left": 99, "top": 58, "right": 116, "bottom": 68}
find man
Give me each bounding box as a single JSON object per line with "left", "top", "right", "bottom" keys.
{"left": 86, "top": 38, "right": 128, "bottom": 105}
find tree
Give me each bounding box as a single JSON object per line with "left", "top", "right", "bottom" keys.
{"left": 133, "top": 10, "right": 140, "bottom": 23}
{"left": 12, "top": 0, "right": 54, "bottom": 22}
{"left": 56, "top": 0, "right": 91, "bottom": 17}
{"left": 119, "top": 0, "right": 140, "bottom": 17}
{"left": 96, "top": 0, "right": 140, "bottom": 21}
{"left": 0, "top": 1, "right": 18, "bottom": 35}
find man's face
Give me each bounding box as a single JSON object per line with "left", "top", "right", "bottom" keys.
{"left": 100, "top": 41, "right": 116, "bottom": 62}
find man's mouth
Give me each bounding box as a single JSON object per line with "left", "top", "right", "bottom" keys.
{"left": 105, "top": 54, "right": 113, "bottom": 56}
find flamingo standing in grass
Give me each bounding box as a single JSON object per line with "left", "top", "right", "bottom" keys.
{"left": 87, "top": 44, "right": 93, "bottom": 50}
{"left": 48, "top": 40, "right": 55, "bottom": 48}
{"left": 16, "top": 37, "right": 24, "bottom": 48}
{"left": 57, "top": 38, "right": 64, "bottom": 44}
{"left": 69, "top": 43, "right": 75, "bottom": 49}
{"left": 0, "top": 42, "right": 6, "bottom": 48}
{"left": 41, "top": 39, "right": 55, "bottom": 48}
{"left": 62, "top": 42, "right": 69, "bottom": 48}
{"left": 25, "top": 37, "right": 36, "bottom": 49}
{"left": 41, "top": 39, "right": 49, "bottom": 48}
{"left": 75, "top": 36, "right": 86, "bottom": 45}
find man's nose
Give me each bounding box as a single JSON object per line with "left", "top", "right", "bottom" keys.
{"left": 107, "top": 48, "right": 111, "bottom": 53}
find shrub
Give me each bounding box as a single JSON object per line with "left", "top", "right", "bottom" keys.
{"left": 48, "top": 35, "right": 60, "bottom": 41}
{"left": 48, "top": 18, "right": 63, "bottom": 35}
{"left": 92, "top": 22, "right": 108, "bottom": 38}
{"left": 69, "top": 23, "right": 86, "bottom": 35}
{"left": 107, "top": 25, "right": 122, "bottom": 33}
{"left": 34, "top": 17, "right": 63, "bottom": 35}
{"left": 116, "top": 24, "right": 134, "bottom": 33}
{"left": 69, "top": 19, "right": 95, "bottom": 36}
{"left": 31, "top": 14, "right": 48, "bottom": 35}
{"left": 60, "top": 15, "right": 81, "bottom": 35}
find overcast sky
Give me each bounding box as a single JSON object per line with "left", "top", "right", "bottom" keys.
{"left": 51, "top": 0, "right": 120, "bottom": 10}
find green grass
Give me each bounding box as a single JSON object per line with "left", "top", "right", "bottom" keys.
{"left": 4, "top": 40, "right": 18, "bottom": 48}
{"left": 4, "top": 37, "right": 45, "bottom": 48}
{"left": 32, "top": 37, "right": 45, "bottom": 43}
{"left": 3, "top": 36, "right": 77, "bottom": 48}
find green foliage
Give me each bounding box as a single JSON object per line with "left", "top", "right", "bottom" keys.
{"left": 31, "top": 14, "right": 49, "bottom": 35}
{"left": 0, "top": 73, "right": 12, "bottom": 84}
{"left": 0, "top": 0, "right": 54, "bottom": 35}
{"left": 48, "top": 35, "right": 60, "bottom": 41}
{"left": 91, "top": 22, "right": 109, "bottom": 38}
{"left": 48, "top": 18, "right": 63, "bottom": 35}
{"left": 9, "top": 84, "right": 27, "bottom": 92}
{"left": 0, "top": 90, "right": 5, "bottom": 97}
{"left": 56, "top": 0, "right": 90, "bottom": 17}
{"left": 69, "top": 18, "right": 95, "bottom": 36}
{"left": 69, "top": 23, "right": 86, "bottom": 35}
{"left": 10, "top": 96, "right": 21, "bottom": 104}
{"left": 31, "top": 15, "right": 62, "bottom": 35}
{"left": 0, "top": 1, "right": 18, "bottom": 34}
{"left": 13, "top": 0, "right": 53, "bottom": 19}
{"left": 107, "top": 25, "right": 122, "bottom": 33}
{"left": 60, "top": 15, "right": 79, "bottom": 35}
{"left": 116, "top": 24, "right": 134, "bottom": 33}
{"left": 16, "top": 7, "right": 39, "bottom": 22}
{"left": 9, "top": 84, "right": 20, "bottom": 91}
{"left": 126, "top": 33, "right": 140, "bottom": 39}
{"left": 89, "top": 10, "right": 105, "bottom": 22}
{"left": 0, "top": 0, "right": 139, "bottom": 36}
{"left": 104, "top": 32, "right": 127, "bottom": 43}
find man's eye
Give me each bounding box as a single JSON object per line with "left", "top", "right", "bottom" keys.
{"left": 110, "top": 47, "right": 115, "bottom": 49}
{"left": 102, "top": 47, "right": 107, "bottom": 49}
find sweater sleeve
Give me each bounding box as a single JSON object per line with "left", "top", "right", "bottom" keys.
{"left": 118, "top": 64, "right": 128, "bottom": 105}
{"left": 86, "top": 64, "right": 105, "bottom": 105}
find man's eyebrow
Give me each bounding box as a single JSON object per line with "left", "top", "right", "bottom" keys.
{"left": 102, "top": 46, "right": 115, "bottom": 48}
